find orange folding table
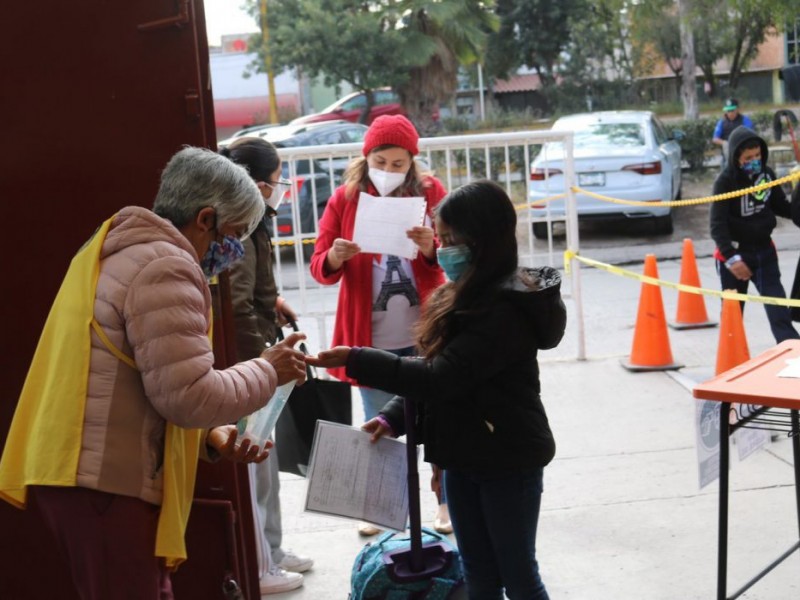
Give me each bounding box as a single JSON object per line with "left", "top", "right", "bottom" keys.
{"left": 693, "top": 339, "right": 800, "bottom": 600}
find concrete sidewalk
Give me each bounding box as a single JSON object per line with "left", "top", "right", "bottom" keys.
{"left": 268, "top": 248, "right": 800, "bottom": 599}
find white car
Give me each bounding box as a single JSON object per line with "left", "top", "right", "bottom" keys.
{"left": 529, "top": 111, "right": 684, "bottom": 238}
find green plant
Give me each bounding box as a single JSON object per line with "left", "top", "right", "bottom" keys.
{"left": 672, "top": 117, "right": 716, "bottom": 170}
{"left": 750, "top": 109, "right": 776, "bottom": 142}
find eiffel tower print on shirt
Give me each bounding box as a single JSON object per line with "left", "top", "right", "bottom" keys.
{"left": 373, "top": 255, "right": 420, "bottom": 311}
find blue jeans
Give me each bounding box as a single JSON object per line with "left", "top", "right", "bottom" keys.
{"left": 717, "top": 245, "right": 799, "bottom": 344}
{"left": 358, "top": 346, "right": 415, "bottom": 420}
{"left": 444, "top": 467, "right": 549, "bottom": 600}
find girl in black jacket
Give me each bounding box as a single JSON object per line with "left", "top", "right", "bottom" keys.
{"left": 308, "top": 180, "right": 567, "bottom": 600}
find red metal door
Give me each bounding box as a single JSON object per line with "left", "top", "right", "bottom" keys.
{"left": 0, "top": 1, "right": 258, "bottom": 598}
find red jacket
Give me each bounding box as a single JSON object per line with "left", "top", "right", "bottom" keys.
{"left": 310, "top": 177, "right": 447, "bottom": 383}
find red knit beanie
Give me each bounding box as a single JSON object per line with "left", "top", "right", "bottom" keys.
{"left": 362, "top": 115, "right": 419, "bottom": 156}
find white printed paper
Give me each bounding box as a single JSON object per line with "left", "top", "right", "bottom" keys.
{"left": 304, "top": 420, "right": 412, "bottom": 531}
{"left": 695, "top": 400, "right": 721, "bottom": 489}
{"left": 352, "top": 192, "right": 426, "bottom": 259}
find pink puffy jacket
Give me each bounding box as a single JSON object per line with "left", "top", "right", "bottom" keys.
{"left": 77, "top": 206, "right": 277, "bottom": 505}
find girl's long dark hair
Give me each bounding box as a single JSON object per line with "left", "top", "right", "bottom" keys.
{"left": 415, "top": 180, "right": 518, "bottom": 357}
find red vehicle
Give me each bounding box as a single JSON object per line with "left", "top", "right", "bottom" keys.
{"left": 290, "top": 88, "right": 406, "bottom": 125}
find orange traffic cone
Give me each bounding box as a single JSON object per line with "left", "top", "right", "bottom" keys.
{"left": 621, "top": 254, "right": 683, "bottom": 371}
{"left": 670, "top": 238, "right": 716, "bottom": 330}
{"left": 715, "top": 294, "right": 750, "bottom": 375}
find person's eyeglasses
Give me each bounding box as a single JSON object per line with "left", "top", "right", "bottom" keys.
{"left": 265, "top": 178, "right": 292, "bottom": 191}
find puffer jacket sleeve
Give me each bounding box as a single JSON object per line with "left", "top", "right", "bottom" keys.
{"left": 124, "top": 254, "right": 277, "bottom": 429}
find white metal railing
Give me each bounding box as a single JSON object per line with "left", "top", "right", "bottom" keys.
{"left": 273, "top": 129, "right": 583, "bottom": 358}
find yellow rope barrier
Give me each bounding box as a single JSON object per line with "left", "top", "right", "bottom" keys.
{"left": 563, "top": 249, "right": 800, "bottom": 308}
{"left": 572, "top": 170, "right": 800, "bottom": 208}
{"left": 275, "top": 238, "right": 317, "bottom": 247}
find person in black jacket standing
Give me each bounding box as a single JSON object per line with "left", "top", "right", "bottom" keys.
{"left": 710, "top": 125, "right": 800, "bottom": 343}
{"left": 308, "top": 180, "right": 567, "bottom": 600}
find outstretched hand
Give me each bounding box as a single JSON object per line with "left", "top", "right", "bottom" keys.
{"left": 305, "top": 346, "right": 352, "bottom": 369}
{"left": 207, "top": 425, "right": 272, "bottom": 464}
{"left": 261, "top": 332, "right": 308, "bottom": 385}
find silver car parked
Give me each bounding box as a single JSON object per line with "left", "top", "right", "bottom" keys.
{"left": 529, "top": 111, "right": 684, "bottom": 238}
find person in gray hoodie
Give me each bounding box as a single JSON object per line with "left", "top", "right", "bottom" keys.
{"left": 710, "top": 125, "right": 800, "bottom": 343}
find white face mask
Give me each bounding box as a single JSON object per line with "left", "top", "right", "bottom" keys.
{"left": 264, "top": 181, "right": 290, "bottom": 210}
{"left": 368, "top": 168, "right": 407, "bottom": 197}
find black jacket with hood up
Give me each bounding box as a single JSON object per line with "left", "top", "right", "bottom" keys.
{"left": 345, "top": 266, "right": 567, "bottom": 474}
{"left": 710, "top": 126, "right": 795, "bottom": 261}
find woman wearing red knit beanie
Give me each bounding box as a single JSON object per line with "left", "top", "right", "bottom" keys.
{"left": 309, "top": 114, "right": 452, "bottom": 536}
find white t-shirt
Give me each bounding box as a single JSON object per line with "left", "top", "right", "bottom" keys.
{"left": 371, "top": 254, "right": 420, "bottom": 349}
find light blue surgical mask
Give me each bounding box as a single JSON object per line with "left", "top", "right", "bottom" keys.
{"left": 201, "top": 235, "right": 245, "bottom": 279}
{"left": 741, "top": 158, "right": 762, "bottom": 176}
{"left": 436, "top": 244, "right": 472, "bottom": 282}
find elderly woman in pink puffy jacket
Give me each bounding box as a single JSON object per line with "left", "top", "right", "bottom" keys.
{"left": 0, "top": 147, "right": 307, "bottom": 600}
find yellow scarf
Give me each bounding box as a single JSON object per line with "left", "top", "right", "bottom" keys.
{"left": 0, "top": 215, "right": 203, "bottom": 570}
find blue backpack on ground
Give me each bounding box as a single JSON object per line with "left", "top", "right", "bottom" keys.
{"left": 349, "top": 397, "right": 464, "bottom": 599}
{"left": 350, "top": 527, "right": 463, "bottom": 599}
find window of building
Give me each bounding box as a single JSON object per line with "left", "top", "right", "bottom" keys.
{"left": 788, "top": 19, "right": 800, "bottom": 65}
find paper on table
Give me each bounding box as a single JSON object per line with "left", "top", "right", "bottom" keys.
{"left": 352, "top": 192, "right": 426, "bottom": 260}
{"left": 304, "top": 420, "right": 412, "bottom": 531}
{"left": 777, "top": 357, "right": 800, "bottom": 378}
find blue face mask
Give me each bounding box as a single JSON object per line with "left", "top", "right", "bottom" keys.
{"left": 741, "top": 158, "right": 762, "bottom": 176}
{"left": 201, "top": 235, "right": 245, "bottom": 279}
{"left": 436, "top": 244, "right": 472, "bottom": 282}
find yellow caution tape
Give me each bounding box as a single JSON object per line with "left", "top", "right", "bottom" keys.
{"left": 563, "top": 249, "right": 800, "bottom": 308}
{"left": 572, "top": 170, "right": 800, "bottom": 207}
{"left": 275, "top": 238, "right": 317, "bottom": 247}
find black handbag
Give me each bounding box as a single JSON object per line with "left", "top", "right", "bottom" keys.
{"left": 274, "top": 321, "right": 352, "bottom": 476}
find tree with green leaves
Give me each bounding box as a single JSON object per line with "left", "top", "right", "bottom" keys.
{"left": 485, "top": 0, "right": 585, "bottom": 87}
{"left": 246, "top": 0, "right": 408, "bottom": 124}
{"left": 631, "top": 0, "right": 797, "bottom": 99}
{"left": 390, "top": 0, "right": 496, "bottom": 133}
{"left": 562, "top": 0, "right": 636, "bottom": 85}
{"left": 245, "top": 0, "right": 494, "bottom": 134}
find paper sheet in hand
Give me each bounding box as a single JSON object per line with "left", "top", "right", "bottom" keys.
{"left": 304, "top": 420, "right": 412, "bottom": 531}
{"left": 352, "top": 192, "right": 426, "bottom": 259}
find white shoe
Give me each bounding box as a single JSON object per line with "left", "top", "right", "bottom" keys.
{"left": 260, "top": 567, "right": 303, "bottom": 595}
{"left": 277, "top": 549, "right": 314, "bottom": 573}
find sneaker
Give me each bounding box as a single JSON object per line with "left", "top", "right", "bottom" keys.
{"left": 259, "top": 567, "right": 303, "bottom": 595}
{"left": 358, "top": 521, "right": 382, "bottom": 536}
{"left": 277, "top": 549, "right": 314, "bottom": 573}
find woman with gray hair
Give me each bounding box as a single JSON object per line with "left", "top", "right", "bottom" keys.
{"left": 0, "top": 146, "right": 308, "bottom": 600}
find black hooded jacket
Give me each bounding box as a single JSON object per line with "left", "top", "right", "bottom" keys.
{"left": 710, "top": 126, "right": 795, "bottom": 260}
{"left": 345, "top": 266, "right": 567, "bottom": 474}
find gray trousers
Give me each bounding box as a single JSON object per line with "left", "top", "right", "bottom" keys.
{"left": 254, "top": 440, "right": 284, "bottom": 567}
